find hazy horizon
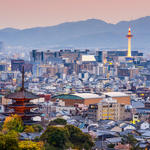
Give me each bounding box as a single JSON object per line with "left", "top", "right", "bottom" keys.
{"left": 0, "top": 16, "right": 150, "bottom": 30}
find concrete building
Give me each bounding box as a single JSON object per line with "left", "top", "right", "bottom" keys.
{"left": 0, "top": 63, "right": 8, "bottom": 71}
{"left": 11, "top": 59, "right": 32, "bottom": 72}
{"left": 118, "top": 68, "right": 139, "bottom": 79}
{"left": 0, "top": 41, "right": 4, "bottom": 51}
{"left": 52, "top": 93, "right": 104, "bottom": 106}
{"left": 87, "top": 97, "right": 126, "bottom": 121}
{"left": 11, "top": 59, "right": 25, "bottom": 72}
{"left": 52, "top": 92, "right": 130, "bottom": 107}
{"left": 96, "top": 50, "right": 143, "bottom": 63}
{"left": 103, "top": 92, "right": 130, "bottom": 105}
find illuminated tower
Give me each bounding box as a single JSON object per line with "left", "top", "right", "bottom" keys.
{"left": 126, "top": 27, "right": 133, "bottom": 57}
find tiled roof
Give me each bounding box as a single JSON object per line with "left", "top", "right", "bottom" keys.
{"left": 5, "top": 90, "right": 39, "bottom": 99}
{"left": 103, "top": 92, "right": 129, "bottom": 97}
{"left": 53, "top": 93, "right": 103, "bottom": 100}
{"left": 52, "top": 94, "right": 84, "bottom": 100}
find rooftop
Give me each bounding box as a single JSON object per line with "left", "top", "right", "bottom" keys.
{"left": 73, "top": 93, "right": 103, "bottom": 99}
{"left": 81, "top": 55, "right": 96, "bottom": 62}
{"left": 103, "top": 92, "right": 129, "bottom": 97}
{"left": 53, "top": 93, "right": 103, "bottom": 100}
{"left": 101, "top": 97, "right": 117, "bottom": 103}
{"left": 5, "top": 90, "right": 40, "bottom": 100}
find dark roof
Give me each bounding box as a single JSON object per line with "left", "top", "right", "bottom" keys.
{"left": 121, "top": 124, "right": 136, "bottom": 129}
{"left": 2, "top": 112, "right": 41, "bottom": 117}
{"left": 52, "top": 94, "right": 84, "bottom": 100}
{"left": 5, "top": 90, "right": 39, "bottom": 99}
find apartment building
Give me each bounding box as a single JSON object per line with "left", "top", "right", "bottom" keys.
{"left": 87, "top": 97, "right": 125, "bottom": 121}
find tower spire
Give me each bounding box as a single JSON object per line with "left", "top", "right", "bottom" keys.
{"left": 21, "top": 66, "right": 24, "bottom": 90}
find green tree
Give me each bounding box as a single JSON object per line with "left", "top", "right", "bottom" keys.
{"left": 34, "top": 136, "right": 40, "bottom": 142}
{"left": 41, "top": 124, "right": 94, "bottom": 150}
{"left": 130, "top": 144, "right": 143, "bottom": 150}
{"left": 65, "top": 125, "right": 82, "bottom": 147}
{"left": 44, "top": 143, "right": 62, "bottom": 150}
{"left": 107, "top": 143, "right": 115, "bottom": 148}
{"left": 0, "top": 132, "right": 6, "bottom": 149}
{"left": 65, "top": 125, "right": 94, "bottom": 150}
{"left": 49, "top": 118, "right": 67, "bottom": 126}
{"left": 121, "top": 134, "right": 142, "bottom": 150}
{"left": 0, "top": 130, "right": 19, "bottom": 150}
{"left": 40, "top": 126, "right": 70, "bottom": 149}
{"left": 0, "top": 122, "right": 3, "bottom": 131}
{"left": 122, "top": 134, "right": 137, "bottom": 146}
{"left": 19, "top": 141, "right": 44, "bottom": 150}
{"left": 32, "top": 124, "right": 43, "bottom": 132}
{"left": 24, "top": 125, "right": 35, "bottom": 133}
{"left": 3, "top": 114, "right": 24, "bottom": 133}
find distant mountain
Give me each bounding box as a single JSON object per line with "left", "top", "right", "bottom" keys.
{"left": 1, "top": 16, "right": 150, "bottom": 49}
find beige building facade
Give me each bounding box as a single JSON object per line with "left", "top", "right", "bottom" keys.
{"left": 87, "top": 97, "right": 126, "bottom": 121}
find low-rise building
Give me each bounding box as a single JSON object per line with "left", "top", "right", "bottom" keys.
{"left": 52, "top": 92, "right": 130, "bottom": 106}
{"left": 139, "top": 121, "right": 150, "bottom": 130}
{"left": 52, "top": 93, "right": 104, "bottom": 106}
{"left": 103, "top": 92, "right": 131, "bottom": 105}
{"left": 87, "top": 97, "right": 126, "bottom": 121}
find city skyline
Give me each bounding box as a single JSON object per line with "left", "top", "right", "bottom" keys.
{"left": 0, "top": 0, "right": 150, "bottom": 29}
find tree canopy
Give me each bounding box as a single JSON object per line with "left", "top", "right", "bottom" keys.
{"left": 32, "top": 124, "right": 43, "bottom": 132}
{"left": 49, "top": 118, "right": 67, "bottom": 126}
{"left": 41, "top": 126, "right": 70, "bottom": 149}
{"left": 65, "top": 125, "right": 94, "bottom": 150}
{"left": 3, "top": 114, "right": 24, "bottom": 133}
{"left": 1, "top": 116, "right": 94, "bottom": 150}
{"left": 19, "top": 141, "right": 44, "bottom": 150}
{"left": 24, "top": 125, "right": 35, "bottom": 133}
{"left": 121, "top": 134, "right": 143, "bottom": 150}
{"left": 41, "top": 125, "right": 94, "bottom": 150}
{"left": 1, "top": 115, "right": 44, "bottom": 150}
{"left": 0, "top": 131, "right": 44, "bottom": 150}
{"left": 0, "top": 130, "right": 19, "bottom": 150}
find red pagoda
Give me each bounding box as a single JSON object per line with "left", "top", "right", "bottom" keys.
{"left": 5, "top": 67, "right": 41, "bottom": 124}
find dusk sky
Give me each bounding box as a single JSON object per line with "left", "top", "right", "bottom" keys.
{"left": 0, "top": 0, "right": 150, "bottom": 29}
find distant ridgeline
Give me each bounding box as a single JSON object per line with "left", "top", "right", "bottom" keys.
{"left": 0, "top": 16, "right": 150, "bottom": 48}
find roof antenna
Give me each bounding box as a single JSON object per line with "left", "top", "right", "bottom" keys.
{"left": 21, "top": 66, "right": 24, "bottom": 90}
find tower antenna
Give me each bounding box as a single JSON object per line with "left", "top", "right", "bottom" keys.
{"left": 21, "top": 66, "right": 24, "bottom": 90}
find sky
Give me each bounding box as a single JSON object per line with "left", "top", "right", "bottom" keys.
{"left": 0, "top": 0, "right": 150, "bottom": 29}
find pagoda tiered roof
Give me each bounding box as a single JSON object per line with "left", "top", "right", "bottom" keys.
{"left": 8, "top": 103, "right": 38, "bottom": 108}
{"left": 3, "top": 112, "right": 41, "bottom": 117}
{"left": 5, "top": 89, "right": 40, "bottom": 100}
{"left": 3, "top": 67, "right": 41, "bottom": 124}
{"left": 3, "top": 66, "right": 42, "bottom": 125}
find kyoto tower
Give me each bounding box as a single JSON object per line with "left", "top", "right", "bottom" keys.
{"left": 126, "top": 27, "right": 133, "bottom": 57}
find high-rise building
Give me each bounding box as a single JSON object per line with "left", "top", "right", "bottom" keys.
{"left": 30, "top": 50, "right": 44, "bottom": 63}
{"left": 96, "top": 50, "right": 143, "bottom": 63}
{"left": 0, "top": 63, "right": 8, "bottom": 71}
{"left": 11, "top": 59, "right": 32, "bottom": 73}
{"left": 118, "top": 68, "right": 139, "bottom": 79}
{"left": 0, "top": 41, "right": 4, "bottom": 51}
{"left": 96, "top": 51, "right": 107, "bottom": 63}
{"left": 11, "top": 59, "right": 25, "bottom": 72}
